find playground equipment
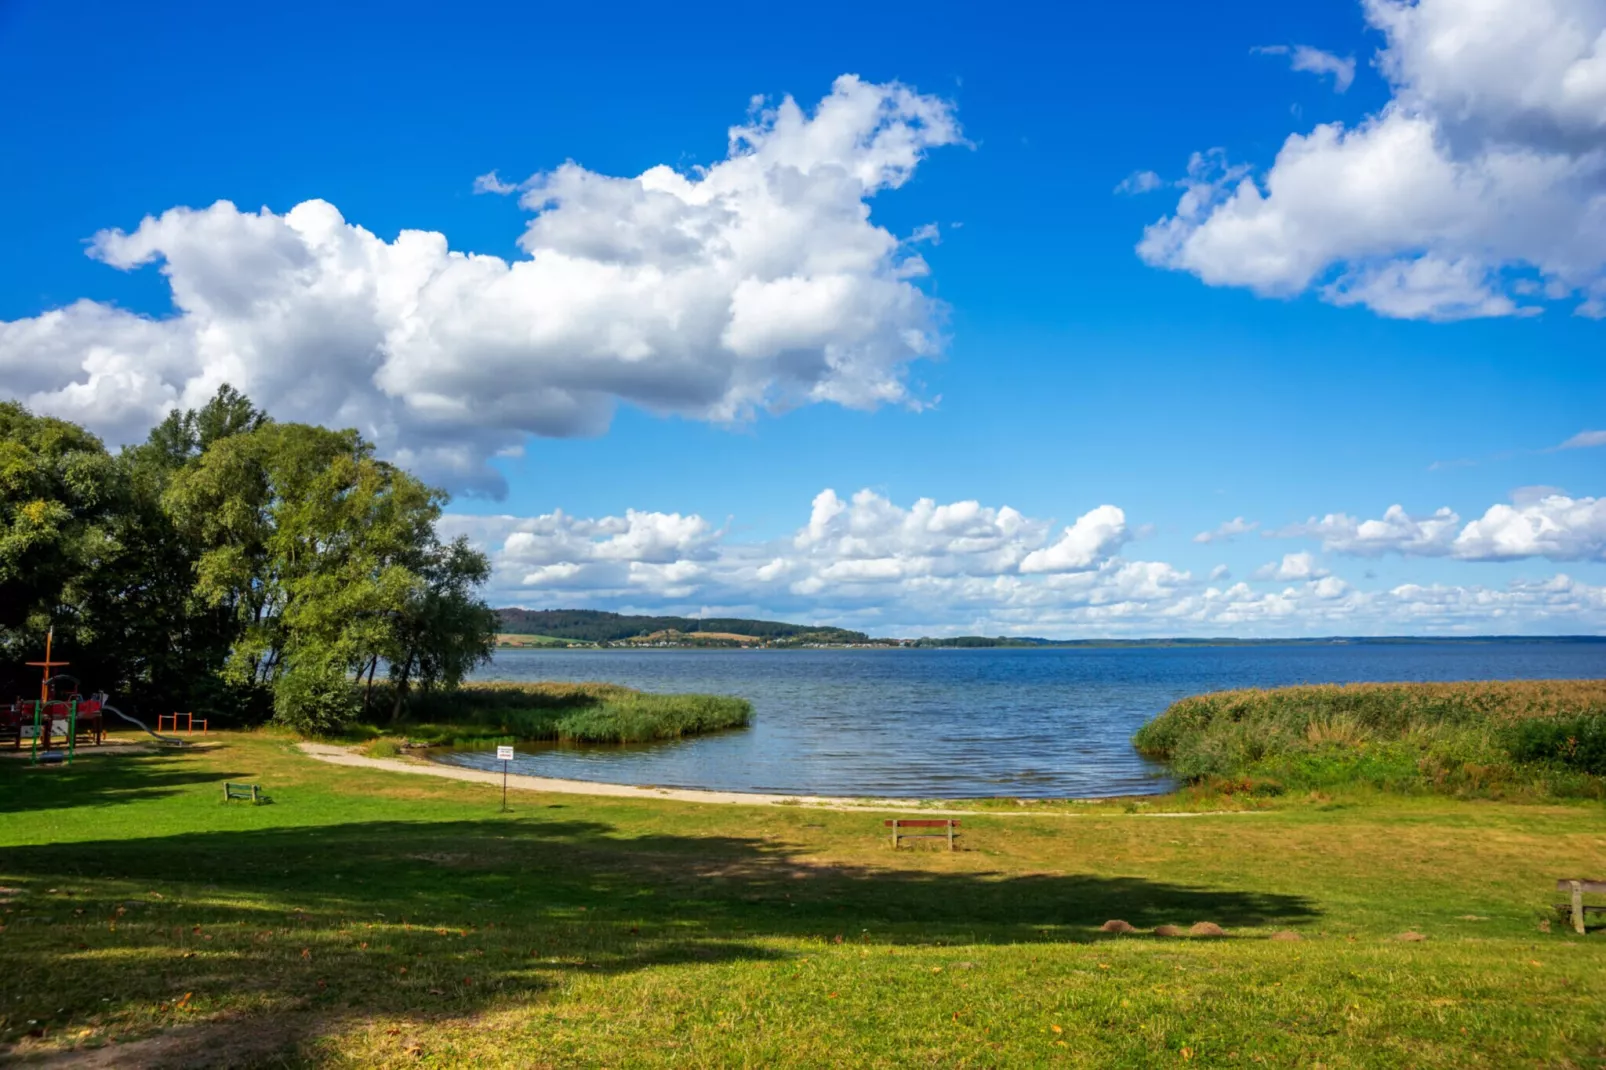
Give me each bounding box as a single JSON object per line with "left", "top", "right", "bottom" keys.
{"left": 2, "top": 627, "right": 186, "bottom": 764}
{"left": 102, "top": 703, "right": 185, "bottom": 746}
{"left": 157, "top": 711, "right": 209, "bottom": 735}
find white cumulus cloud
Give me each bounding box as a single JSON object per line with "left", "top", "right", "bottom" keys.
{"left": 1252, "top": 552, "right": 1331, "bottom": 582}
{"left": 1274, "top": 505, "right": 1461, "bottom": 557}
{"left": 1452, "top": 494, "right": 1606, "bottom": 561}
{"left": 1274, "top": 494, "right": 1606, "bottom": 563}
{"left": 1253, "top": 45, "right": 1357, "bottom": 93}
{"left": 1115, "top": 170, "right": 1165, "bottom": 195}
{"left": 0, "top": 75, "right": 962, "bottom": 493}
{"left": 1193, "top": 516, "right": 1258, "bottom": 544}
{"left": 441, "top": 489, "right": 1606, "bottom": 636}
{"left": 1019, "top": 505, "right": 1130, "bottom": 574}
{"left": 1140, "top": 0, "right": 1606, "bottom": 321}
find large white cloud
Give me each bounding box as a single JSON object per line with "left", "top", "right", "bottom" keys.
{"left": 439, "top": 489, "right": 1606, "bottom": 636}
{"left": 1267, "top": 493, "right": 1606, "bottom": 562}
{"left": 1252, "top": 552, "right": 1331, "bottom": 582}
{"left": 0, "top": 75, "right": 961, "bottom": 493}
{"left": 1138, "top": 0, "right": 1606, "bottom": 320}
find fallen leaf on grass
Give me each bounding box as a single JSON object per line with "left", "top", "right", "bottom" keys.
{"left": 1051, "top": 1025, "right": 1063, "bottom": 1034}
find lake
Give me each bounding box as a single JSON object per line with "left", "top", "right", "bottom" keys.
{"left": 439, "top": 642, "right": 1606, "bottom": 798}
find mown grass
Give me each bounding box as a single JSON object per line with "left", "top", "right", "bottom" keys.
{"left": 2, "top": 733, "right": 1604, "bottom": 1067}
{"left": 361, "top": 681, "right": 752, "bottom": 749}
{"left": 1134, "top": 679, "right": 1606, "bottom": 798}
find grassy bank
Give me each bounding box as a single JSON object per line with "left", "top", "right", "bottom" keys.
{"left": 1134, "top": 679, "right": 1606, "bottom": 797}
{"left": 2, "top": 734, "right": 1604, "bottom": 1066}
{"left": 367, "top": 681, "right": 752, "bottom": 749}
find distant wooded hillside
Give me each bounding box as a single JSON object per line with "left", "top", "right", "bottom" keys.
{"left": 494, "top": 609, "right": 870, "bottom": 645}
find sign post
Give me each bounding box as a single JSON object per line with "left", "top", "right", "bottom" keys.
{"left": 496, "top": 745, "right": 514, "bottom": 812}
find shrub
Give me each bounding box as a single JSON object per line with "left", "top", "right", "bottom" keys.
{"left": 273, "top": 662, "right": 360, "bottom": 735}
{"left": 1504, "top": 713, "right": 1606, "bottom": 775}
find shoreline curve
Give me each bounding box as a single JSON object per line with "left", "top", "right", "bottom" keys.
{"left": 296, "top": 742, "right": 1256, "bottom": 817}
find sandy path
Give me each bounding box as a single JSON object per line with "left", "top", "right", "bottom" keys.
{"left": 296, "top": 743, "right": 1256, "bottom": 818}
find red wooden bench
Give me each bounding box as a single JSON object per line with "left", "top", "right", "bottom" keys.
{"left": 885, "top": 818, "right": 960, "bottom": 851}
{"left": 1557, "top": 879, "right": 1606, "bottom": 934}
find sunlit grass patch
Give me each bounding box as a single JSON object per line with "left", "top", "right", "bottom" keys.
{"left": 1, "top": 733, "right": 1603, "bottom": 1066}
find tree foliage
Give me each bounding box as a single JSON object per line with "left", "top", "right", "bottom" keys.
{"left": 0, "top": 388, "right": 495, "bottom": 731}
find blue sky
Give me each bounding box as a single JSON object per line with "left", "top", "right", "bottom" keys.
{"left": 3, "top": 0, "right": 1604, "bottom": 636}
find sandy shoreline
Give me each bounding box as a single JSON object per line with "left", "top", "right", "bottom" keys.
{"left": 296, "top": 742, "right": 1257, "bottom": 817}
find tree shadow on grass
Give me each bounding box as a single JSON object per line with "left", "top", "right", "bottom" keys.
{"left": 0, "top": 750, "right": 253, "bottom": 815}
{"left": 0, "top": 813, "right": 1319, "bottom": 1063}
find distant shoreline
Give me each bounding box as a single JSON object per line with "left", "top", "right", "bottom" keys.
{"left": 494, "top": 634, "right": 1606, "bottom": 651}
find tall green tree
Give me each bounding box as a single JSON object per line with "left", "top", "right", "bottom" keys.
{"left": 165, "top": 420, "right": 447, "bottom": 730}
{"left": 2, "top": 388, "right": 496, "bottom": 731}
{"left": 383, "top": 535, "right": 498, "bottom": 721}
{"left": 0, "top": 403, "right": 124, "bottom": 695}
{"left": 77, "top": 386, "right": 273, "bottom": 717}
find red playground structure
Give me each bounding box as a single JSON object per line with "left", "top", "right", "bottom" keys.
{"left": 1, "top": 629, "right": 106, "bottom": 764}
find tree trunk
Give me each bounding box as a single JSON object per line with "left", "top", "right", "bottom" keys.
{"left": 389, "top": 660, "right": 411, "bottom": 724}
{"left": 362, "top": 657, "right": 379, "bottom": 714}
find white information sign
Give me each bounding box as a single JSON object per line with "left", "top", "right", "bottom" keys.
{"left": 496, "top": 745, "right": 514, "bottom": 761}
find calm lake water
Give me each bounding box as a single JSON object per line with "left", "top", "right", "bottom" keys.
{"left": 439, "top": 642, "right": 1606, "bottom": 799}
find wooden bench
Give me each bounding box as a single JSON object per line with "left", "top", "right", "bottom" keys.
{"left": 1556, "top": 879, "right": 1606, "bottom": 934}
{"left": 885, "top": 818, "right": 960, "bottom": 851}
{"left": 223, "top": 782, "right": 263, "bottom": 804}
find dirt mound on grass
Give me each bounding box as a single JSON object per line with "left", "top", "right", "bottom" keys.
{"left": 1394, "top": 931, "right": 1428, "bottom": 942}
{"left": 1269, "top": 931, "right": 1302, "bottom": 942}
{"left": 1188, "top": 922, "right": 1227, "bottom": 938}
{"left": 1153, "top": 925, "right": 1183, "bottom": 937}
{"left": 1100, "top": 919, "right": 1136, "bottom": 933}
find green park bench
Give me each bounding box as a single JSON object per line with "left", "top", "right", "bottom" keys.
{"left": 1557, "top": 879, "right": 1606, "bottom": 934}
{"left": 885, "top": 818, "right": 960, "bottom": 851}
{"left": 223, "top": 782, "right": 264, "bottom": 804}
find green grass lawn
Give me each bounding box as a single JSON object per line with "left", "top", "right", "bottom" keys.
{"left": 2, "top": 734, "right": 1604, "bottom": 1068}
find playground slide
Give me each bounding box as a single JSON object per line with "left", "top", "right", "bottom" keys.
{"left": 101, "top": 703, "right": 187, "bottom": 746}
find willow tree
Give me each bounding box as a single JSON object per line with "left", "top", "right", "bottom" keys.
{"left": 165, "top": 419, "right": 486, "bottom": 731}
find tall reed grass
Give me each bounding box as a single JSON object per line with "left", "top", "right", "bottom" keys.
{"left": 1132, "top": 679, "right": 1606, "bottom": 797}
{"left": 382, "top": 680, "right": 751, "bottom": 746}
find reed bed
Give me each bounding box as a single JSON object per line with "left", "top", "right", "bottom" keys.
{"left": 1133, "top": 679, "right": 1606, "bottom": 797}
{"left": 379, "top": 680, "right": 752, "bottom": 747}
